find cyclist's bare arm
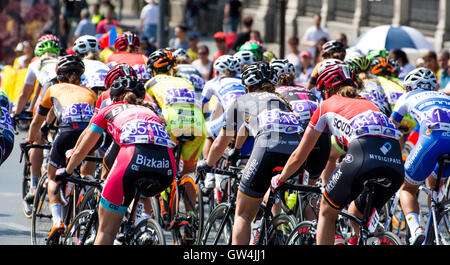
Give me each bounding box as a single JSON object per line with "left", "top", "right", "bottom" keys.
{"left": 66, "top": 129, "right": 102, "bottom": 174}
{"left": 27, "top": 84, "right": 41, "bottom": 112}
{"left": 206, "top": 130, "right": 234, "bottom": 166}
{"left": 27, "top": 113, "right": 46, "bottom": 143}
{"left": 14, "top": 83, "right": 37, "bottom": 115}
{"left": 234, "top": 124, "right": 248, "bottom": 149}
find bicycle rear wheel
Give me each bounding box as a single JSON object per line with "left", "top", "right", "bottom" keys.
{"left": 268, "top": 213, "right": 297, "bottom": 245}
{"left": 368, "top": 231, "right": 403, "bottom": 245}
{"left": 286, "top": 220, "right": 317, "bottom": 245}
{"left": 63, "top": 210, "right": 98, "bottom": 245}
{"left": 22, "top": 173, "right": 33, "bottom": 218}
{"left": 31, "top": 174, "right": 52, "bottom": 245}
{"left": 199, "top": 203, "right": 234, "bottom": 245}
{"left": 132, "top": 218, "right": 166, "bottom": 245}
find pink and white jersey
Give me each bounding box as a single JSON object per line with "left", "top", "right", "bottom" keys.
{"left": 91, "top": 102, "right": 175, "bottom": 147}
{"left": 309, "top": 95, "right": 402, "bottom": 147}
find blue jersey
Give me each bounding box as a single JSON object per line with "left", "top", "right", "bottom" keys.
{"left": 0, "top": 89, "right": 15, "bottom": 143}
{"left": 391, "top": 89, "right": 450, "bottom": 131}
{"left": 201, "top": 76, "right": 246, "bottom": 113}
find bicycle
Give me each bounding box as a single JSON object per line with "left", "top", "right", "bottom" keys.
{"left": 286, "top": 178, "right": 403, "bottom": 245}
{"left": 63, "top": 172, "right": 166, "bottom": 245}
{"left": 30, "top": 155, "right": 103, "bottom": 245}
{"left": 420, "top": 154, "right": 450, "bottom": 245}
{"left": 152, "top": 135, "right": 204, "bottom": 245}
{"left": 19, "top": 141, "right": 52, "bottom": 218}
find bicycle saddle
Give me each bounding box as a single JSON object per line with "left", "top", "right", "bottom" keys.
{"left": 363, "top": 177, "right": 392, "bottom": 188}
{"left": 177, "top": 135, "right": 195, "bottom": 143}
{"left": 135, "top": 178, "right": 160, "bottom": 192}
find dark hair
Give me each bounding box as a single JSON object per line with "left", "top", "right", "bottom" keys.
{"left": 288, "top": 36, "right": 299, "bottom": 45}
{"left": 391, "top": 49, "right": 409, "bottom": 64}
{"left": 113, "top": 91, "right": 167, "bottom": 125}
{"left": 242, "top": 15, "right": 253, "bottom": 27}
{"left": 198, "top": 45, "right": 209, "bottom": 54}
{"left": 176, "top": 24, "right": 188, "bottom": 32}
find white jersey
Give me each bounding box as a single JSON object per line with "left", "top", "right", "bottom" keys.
{"left": 80, "top": 59, "right": 110, "bottom": 89}
{"left": 24, "top": 58, "right": 58, "bottom": 86}
{"left": 201, "top": 76, "right": 246, "bottom": 112}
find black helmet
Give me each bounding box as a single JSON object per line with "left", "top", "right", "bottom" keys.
{"left": 147, "top": 49, "right": 176, "bottom": 72}
{"left": 321, "top": 40, "right": 345, "bottom": 58}
{"left": 56, "top": 55, "right": 85, "bottom": 80}
{"left": 110, "top": 76, "right": 146, "bottom": 99}
{"left": 241, "top": 61, "right": 277, "bottom": 87}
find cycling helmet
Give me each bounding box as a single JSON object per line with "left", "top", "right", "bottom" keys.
{"left": 147, "top": 49, "right": 176, "bottom": 72}
{"left": 56, "top": 55, "right": 85, "bottom": 77}
{"left": 110, "top": 76, "right": 146, "bottom": 99}
{"left": 345, "top": 56, "right": 372, "bottom": 74}
{"left": 366, "top": 49, "right": 388, "bottom": 61}
{"left": 321, "top": 40, "right": 345, "bottom": 58}
{"left": 104, "top": 63, "right": 138, "bottom": 89}
{"left": 403, "top": 67, "right": 438, "bottom": 91}
{"left": 239, "top": 42, "right": 263, "bottom": 60}
{"left": 241, "top": 61, "right": 277, "bottom": 87}
{"left": 317, "top": 59, "right": 344, "bottom": 76}
{"left": 370, "top": 57, "right": 395, "bottom": 76}
{"left": 73, "top": 35, "right": 100, "bottom": 55}
{"left": 234, "top": 50, "right": 256, "bottom": 68}
{"left": 316, "top": 64, "right": 357, "bottom": 91}
{"left": 34, "top": 34, "right": 60, "bottom": 56}
{"left": 213, "top": 55, "right": 240, "bottom": 74}
{"left": 114, "top": 32, "right": 141, "bottom": 51}
{"left": 263, "top": 50, "right": 277, "bottom": 62}
{"left": 270, "top": 59, "right": 295, "bottom": 79}
{"left": 172, "top": 48, "right": 191, "bottom": 60}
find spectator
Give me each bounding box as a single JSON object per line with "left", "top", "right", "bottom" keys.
{"left": 187, "top": 32, "right": 200, "bottom": 61}
{"left": 301, "top": 13, "right": 330, "bottom": 59}
{"left": 198, "top": 0, "right": 209, "bottom": 36}
{"left": 169, "top": 24, "right": 190, "bottom": 50}
{"left": 59, "top": 14, "right": 71, "bottom": 53}
{"left": 296, "top": 51, "right": 314, "bottom": 86}
{"left": 212, "top": 31, "right": 228, "bottom": 62}
{"left": 223, "top": 0, "right": 243, "bottom": 33}
{"left": 96, "top": 7, "right": 120, "bottom": 34}
{"left": 390, "top": 49, "right": 415, "bottom": 80}
{"left": 422, "top": 51, "right": 440, "bottom": 74}
{"left": 140, "top": 0, "right": 159, "bottom": 43}
{"left": 336, "top": 32, "right": 348, "bottom": 49}
{"left": 192, "top": 45, "right": 212, "bottom": 80}
{"left": 314, "top": 36, "right": 329, "bottom": 64}
{"left": 185, "top": 0, "right": 199, "bottom": 31}
{"left": 232, "top": 15, "right": 253, "bottom": 52}
{"left": 286, "top": 36, "right": 301, "bottom": 76}
{"left": 74, "top": 8, "right": 96, "bottom": 40}
{"left": 139, "top": 36, "right": 156, "bottom": 57}
{"left": 437, "top": 50, "right": 450, "bottom": 88}
{"left": 91, "top": 4, "right": 103, "bottom": 25}
{"left": 13, "top": 41, "right": 34, "bottom": 70}
{"left": 250, "top": 30, "right": 262, "bottom": 44}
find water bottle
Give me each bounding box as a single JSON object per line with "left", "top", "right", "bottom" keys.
{"left": 250, "top": 219, "right": 262, "bottom": 245}
{"left": 286, "top": 192, "right": 297, "bottom": 210}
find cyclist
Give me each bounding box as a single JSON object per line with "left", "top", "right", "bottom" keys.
{"left": 73, "top": 35, "right": 110, "bottom": 95}
{"left": 390, "top": 67, "right": 450, "bottom": 245}
{"left": 197, "top": 62, "right": 303, "bottom": 245}
{"left": 271, "top": 63, "right": 404, "bottom": 245}
{"left": 57, "top": 75, "right": 175, "bottom": 245}
{"left": 106, "top": 31, "right": 151, "bottom": 83}
{"left": 26, "top": 55, "right": 98, "bottom": 241}
{"left": 238, "top": 41, "right": 264, "bottom": 62}
{"left": 13, "top": 34, "right": 60, "bottom": 202}
{"left": 0, "top": 89, "right": 14, "bottom": 166}
{"left": 172, "top": 48, "right": 206, "bottom": 94}
{"left": 233, "top": 50, "right": 257, "bottom": 74}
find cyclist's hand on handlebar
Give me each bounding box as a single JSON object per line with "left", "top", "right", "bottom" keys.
{"left": 55, "top": 168, "right": 71, "bottom": 183}
{"left": 270, "top": 174, "right": 285, "bottom": 192}
{"left": 196, "top": 159, "right": 212, "bottom": 175}
{"left": 228, "top": 148, "right": 241, "bottom": 166}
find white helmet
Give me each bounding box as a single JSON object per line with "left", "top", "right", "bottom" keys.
{"left": 270, "top": 59, "right": 295, "bottom": 79}
{"left": 234, "top": 50, "right": 256, "bottom": 69}
{"left": 317, "top": 58, "right": 344, "bottom": 76}
{"left": 172, "top": 48, "right": 191, "bottom": 61}
{"left": 73, "top": 35, "right": 100, "bottom": 55}
{"left": 403, "top": 67, "right": 437, "bottom": 91}
{"left": 213, "top": 55, "right": 240, "bottom": 74}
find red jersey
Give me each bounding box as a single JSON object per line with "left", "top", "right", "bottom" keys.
{"left": 106, "top": 51, "right": 151, "bottom": 82}
{"left": 309, "top": 95, "right": 402, "bottom": 147}
{"left": 95, "top": 88, "right": 155, "bottom": 114}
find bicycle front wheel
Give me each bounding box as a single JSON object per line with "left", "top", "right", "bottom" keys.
{"left": 368, "top": 231, "right": 403, "bottom": 245}
{"left": 31, "top": 174, "right": 52, "bottom": 245}
{"left": 268, "top": 213, "right": 297, "bottom": 245}
{"left": 286, "top": 220, "right": 317, "bottom": 245}
{"left": 199, "top": 203, "right": 234, "bottom": 245}
{"left": 426, "top": 200, "right": 450, "bottom": 245}
{"left": 132, "top": 218, "right": 166, "bottom": 245}
{"left": 63, "top": 210, "right": 98, "bottom": 245}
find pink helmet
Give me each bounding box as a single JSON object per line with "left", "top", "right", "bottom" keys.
{"left": 316, "top": 64, "right": 358, "bottom": 91}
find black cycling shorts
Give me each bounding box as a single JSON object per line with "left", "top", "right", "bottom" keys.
{"left": 103, "top": 141, "right": 120, "bottom": 172}
{"left": 323, "top": 136, "right": 404, "bottom": 212}
{"left": 0, "top": 137, "right": 13, "bottom": 166}
{"left": 239, "top": 132, "right": 302, "bottom": 199}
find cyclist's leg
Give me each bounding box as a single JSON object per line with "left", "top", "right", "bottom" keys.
{"left": 95, "top": 205, "right": 124, "bottom": 245}
{"left": 233, "top": 192, "right": 263, "bottom": 245}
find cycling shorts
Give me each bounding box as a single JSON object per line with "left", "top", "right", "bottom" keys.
{"left": 323, "top": 136, "right": 404, "bottom": 212}
{"left": 103, "top": 141, "right": 120, "bottom": 172}
{"left": 239, "top": 133, "right": 302, "bottom": 199}
{"left": 206, "top": 114, "right": 225, "bottom": 139}
{"left": 304, "top": 132, "right": 331, "bottom": 179}
{"left": 100, "top": 144, "right": 175, "bottom": 214}
{"left": 0, "top": 137, "right": 13, "bottom": 166}
{"left": 404, "top": 126, "right": 450, "bottom": 185}
{"left": 163, "top": 105, "right": 206, "bottom": 169}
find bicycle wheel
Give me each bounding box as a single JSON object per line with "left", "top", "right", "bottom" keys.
{"left": 63, "top": 210, "right": 98, "bottom": 245}
{"left": 268, "top": 213, "right": 297, "bottom": 245}
{"left": 199, "top": 203, "right": 234, "bottom": 245}
{"left": 132, "top": 218, "right": 166, "bottom": 245}
{"left": 77, "top": 186, "right": 99, "bottom": 212}
{"left": 367, "top": 231, "right": 403, "bottom": 245}
{"left": 31, "top": 174, "right": 52, "bottom": 245}
{"left": 426, "top": 199, "right": 450, "bottom": 245}
{"left": 22, "top": 172, "right": 32, "bottom": 218}
{"left": 286, "top": 220, "right": 317, "bottom": 245}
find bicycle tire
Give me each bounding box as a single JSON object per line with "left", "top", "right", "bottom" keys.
{"left": 267, "top": 213, "right": 297, "bottom": 245}
{"left": 286, "top": 220, "right": 317, "bottom": 245}
{"left": 31, "top": 174, "right": 52, "bottom": 245}
{"left": 22, "top": 173, "right": 32, "bottom": 218}
{"left": 63, "top": 209, "right": 98, "bottom": 245}
{"left": 150, "top": 196, "right": 161, "bottom": 224}
{"left": 199, "top": 203, "right": 234, "bottom": 245}
{"left": 425, "top": 199, "right": 450, "bottom": 245}
{"left": 368, "top": 231, "right": 403, "bottom": 245}
{"left": 77, "top": 186, "right": 99, "bottom": 212}
{"left": 132, "top": 218, "right": 166, "bottom": 245}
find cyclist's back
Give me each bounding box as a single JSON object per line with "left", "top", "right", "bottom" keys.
{"left": 0, "top": 89, "right": 14, "bottom": 166}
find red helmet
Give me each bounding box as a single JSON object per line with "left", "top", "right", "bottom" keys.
{"left": 114, "top": 32, "right": 141, "bottom": 51}
{"left": 316, "top": 64, "right": 357, "bottom": 91}
{"left": 104, "top": 64, "right": 137, "bottom": 89}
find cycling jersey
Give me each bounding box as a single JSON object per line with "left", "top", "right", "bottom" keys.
{"left": 24, "top": 58, "right": 58, "bottom": 87}
{"left": 145, "top": 74, "right": 206, "bottom": 169}
{"left": 176, "top": 64, "right": 205, "bottom": 93}
{"left": 95, "top": 88, "right": 156, "bottom": 114}
{"left": 80, "top": 59, "right": 110, "bottom": 90}
{"left": 0, "top": 89, "right": 14, "bottom": 165}
{"left": 309, "top": 95, "right": 402, "bottom": 148}
{"left": 106, "top": 51, "right": 151, "bottom": 82}
{"left": 391, "top": 89, "right": 450, "bottom": 184}
{"left": 359, "top": 80, "right": 391, "bottom": 117}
